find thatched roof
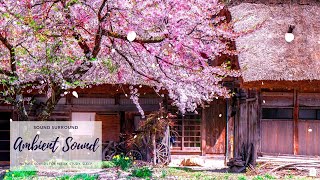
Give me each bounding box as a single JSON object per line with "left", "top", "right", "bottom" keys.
{"left": 229, "top": 3, "right": 320, "bottom": 85}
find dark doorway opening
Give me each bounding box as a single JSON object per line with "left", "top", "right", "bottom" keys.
{"left": 0, "top": 112, "right": 11, "bottom": 162}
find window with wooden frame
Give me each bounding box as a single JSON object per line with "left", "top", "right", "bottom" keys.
{"left": 299, "top": 109, "right": 320, "bottom": 120}
{"left": 261, "top": 92, "right": 294, "bottom": 120}
{"left": 262, "top": 108, "right": 293, "bottom": 119}
{"left": 260, "top": 92, "right": 294, "bottom": 155}
{"left": 298, "top": 93, "right": 320, "bottom": 120}
{"left": 0, "top": 112, "right": 11, "bottom": 162}
{"left": 171, "top": 113, "right": 201, "bottom": 151}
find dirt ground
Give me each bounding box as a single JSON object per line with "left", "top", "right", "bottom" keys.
{"left": 1, "top": 165, "right": 319, "bottom": 179}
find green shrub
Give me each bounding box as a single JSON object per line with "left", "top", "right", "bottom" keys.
{"left": 101, "top": 161, "right": 116, "bottom": 168}
{"left": 131, "top": 166, "right": 152, "bottom": 179}
{"left": 238, "top": 175, "right": 247, "bottom": 180}
{"left": 224, "top": 173, "right": 231, "bottom": 180}
{"left": 4, "top": 165, "right": 37, "bottom": 180}
{"left": 57, "top": 175, "right": 71, "bottom": 180}
{"left": 4, "top": 170, "right": 37, "bottom": 180}
{"left": 264, "top": 174, "right": 276, "bottom": 179}
{"left": 193, "top": 172, "right": 203, "bottom": 179}
{"left": 252, "top": 174, "right": 276, "bottom": 180}
{"left": 253, "top": 176, "right": 264, "bottom": 180}
{"left": 57, "top": 173, "right": 98, "bottom": 180}
{"left": 112, "top": 154, "right": 132, "bottom": 171}
{"left": 284, "top": 174, "right": 294, "bottom": 179}
{"left": 160, "top": 170, "right": 167, "bottom": 178}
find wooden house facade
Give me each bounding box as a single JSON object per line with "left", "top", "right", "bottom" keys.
{"left": 0, "top": 84, "right": 234, "bottom": 164}
{"left": 229, "top": 1, "right": 320, "bottom": 161}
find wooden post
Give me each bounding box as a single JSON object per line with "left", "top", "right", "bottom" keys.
{"left": 227, "top": 103, "right": 234, "bottom": 160}
{"left": 246, "top": 96, "right": 250, "bottom": 149}
{"left": 256, "top": 90, "right": 262, "bottom": 158}
{"left": 166, "top": 125, "right": 171, "bottom": 162}
{"left": 293, "top": 89, "right": 299, "bottom": 155}
{"left": 152, "top": 133, "right": 156, "bottom": 165}
{"left": 115, "top": 94, "right": 120, "bottom": 105}
{"left": 181, "top": 116, "right": 185, "bottom": 151}
{"left": 201, "top": 106, "right": 207, "bottom": 156}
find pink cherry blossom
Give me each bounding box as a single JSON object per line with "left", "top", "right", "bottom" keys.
{"left": 0, "top": 0, "right": 239, "bottom": 120}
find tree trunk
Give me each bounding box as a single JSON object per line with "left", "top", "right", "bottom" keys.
{"left": 14, "top": 87, "right": 29, "bottom": 121}
{"left": 37, "top": 86, "right": 62, "bottom": 121}
{"left": 16, "top": 98, "right": 29, "bottom": 121}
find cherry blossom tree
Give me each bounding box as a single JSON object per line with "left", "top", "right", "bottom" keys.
{"left": 0, "top": 0, "right": 238, "bottom": 121}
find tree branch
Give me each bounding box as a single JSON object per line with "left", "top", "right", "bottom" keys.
{"left": 0, "top": 69, "right": 13, "bottom": 76}
{"left": 98, "top": 0, "right": 108, "bottom": 21}
{"left": 114, "top": 48, "right": 160, "bottom": 83}
{"left": 60, "top": 1, "right": 94, "bottom": 82}
{"left": 0, "top": 33, "right": 16, "bottom": 74}
{"left": 92, "top": 0, "right": 109, "bottom": 57}
{"left": 102, "top": 29, "right": 165, "bottom": 43}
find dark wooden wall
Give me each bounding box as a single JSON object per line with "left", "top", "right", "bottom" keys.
{"left": 205, "top": 100, "right": 227, "bottom": 154}
{"left": 96, "top": 114, "right": 120, "bottom": 142}
{"left": 0, "top": 112, "right": 11, "bottom": 163}
{"left": 261, "top": 120, "right": 294, "bottom": 154}
{"left": 297, "top": 93, "right": 320, "bottom": 155}
{"left": 298, "top": 120, "right": 320, "bottom": 155}
{"left": 260, "top": 92, "right": 294, "bottom": 154}
{"left": 234, "top": 90, "right": 260, "bottom": 164}
{"left": 255, "top": 91, "right": 320, "bottom": 156}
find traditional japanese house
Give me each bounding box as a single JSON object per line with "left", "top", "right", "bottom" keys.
{"left": 4, "top": 1, "right": 320, "bottom": 166}
{"left": 0, "top": 81, "right": 237, "bottom": 164}
{"left": 229, "top": 1, "right": 320, "bottom": 161}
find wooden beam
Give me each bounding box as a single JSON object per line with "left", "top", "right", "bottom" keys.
{"left": 226, "top": 100, "right": 234, "bottom": 160}
{"left": 246, "top": 97, "right": 250, "bottom": 148}
{"left": 293, "top": 89, "right": 299, "bottom": 155}
{"left": 182, "top": 117, "right": 185, "bottom": 151}
{"left": 261, "top": 92, "right": 293, "bottom": 97}
{"left": 201, "top": 107, "right": 207, "bottom": 156}
{"left": 0, "top": 106, "right": 14, "bottom": 111}
{"left": 234, "top": 99, "right": 240, "bottom": 157}
{"left": 52, "top": 104, "right": 160, "bottom": 112}
{"left": 256, "top": 90, "right": 262, "bottom": 156}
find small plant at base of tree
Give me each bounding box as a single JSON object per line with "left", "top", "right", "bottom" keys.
{"left": 160, "top": 170, "right": 167, "bottom": 178}
{"left": 193, "top": 172, "right": 203, "bottom": 179}
{"left": 252, "top": 175, "right": 264, "bottom": 180}
{"left": 112, "top": 155, "right": 132, "bottom": 171}
{"left": 131, "top": 167, "right": 153, "bottom": 179}
{"left": 264, "top": 173, "right": 276, "bottom": 179}
{"left": 101, "top": 161, "right": 116, "bottom": 168}
{"left": 238, "top": 175, "right": 247, "bottom": 180}
{"left": 224, "top": 173, "right": 231, "bottom": 180}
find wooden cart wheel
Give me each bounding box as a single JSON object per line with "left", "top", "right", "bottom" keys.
{"left": 156, "top": 143, "right": 169, "bottom": 164}
{"left": 126, "top": 150, "right": 143, "bottom": 160}
{"left": 102, "top": 142, "right": 117, "bottom": 160}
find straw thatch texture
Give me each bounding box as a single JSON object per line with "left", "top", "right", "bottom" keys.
{"left": 230, "top": 3, "right": 320, "bottom": 83}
